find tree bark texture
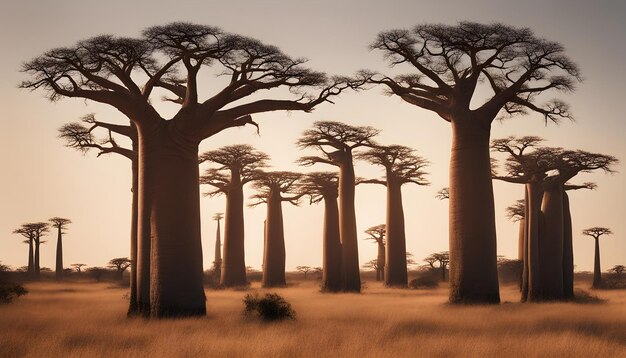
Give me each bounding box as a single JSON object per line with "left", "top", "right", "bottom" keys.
{"left": 540, "top": 187, "right": 564, "bottom": 300}
{"left": 262, "top": 189, "right": 286, "bottom": 287}
{"left": 385, "top": 180, "right": 407, "bottom": 287}
{"left": 322, "top": 196, "right": 342, "bottom": 292}
{"left": 338, "top": 159, "right": 361, "bottom": 292}
{"left": 562, "top": 192, "right": 574, "bottom": 299}
{"left": 221, "top": 172, "right": 247, "bottom": 287}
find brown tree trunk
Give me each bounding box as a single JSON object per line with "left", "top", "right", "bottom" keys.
{"left": 34, "top": 239, "right": 41, "bottom": 279}
{"left": 27, "top": 237, "right": 34, "bottom": 277}
{"left": 221, "top": 172, "right": 247, "bottom": 287}
{"left": 562, "top": 192, "right": 574, "bottom": 299}
{"left": 540, "top": 186, "right": 564, "bottom": 300}
{"left": 322, "top": 195, "right": 342, "bottom": 292}
{"left": 128, "top": 154, "right": 139, "bottom": 316}
{"left": 214, "top": 219, "right": 222, "bottom": 281}
{"left": 138, "top": 123, "right": 206, "bottom": 318}
{"left": 338, "top": 157, "right": 361, "bottom": 292}
{"left": 592, "top": 237, "right": 602, "bottom": 288}
{"left": 521, "top": 187, "right": 530, "bottom": 299}
{"left": 262, "top": 189, "right": 286, "bottom": 287}
{"left": 55, "top": 226, "right": 63, "bottom": 280}
{"left": 385, "top": 180, "right": 407, "bottom": 287}
{"left": 517, "top": 217, "right": 526, "bottom": 291}
{"left": 526, "top": 182, "right": 543, "bottom": 301}
{"left": 377, "top": 242, "right": 385, "bottom": 282}
{"left": 448, "top": 119, "right": 499, "bottom": 304}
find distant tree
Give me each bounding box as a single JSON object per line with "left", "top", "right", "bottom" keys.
{"left": 505, "top": 199, "right": 525, "bottom": 262}
{"left": 362, "top": 259, "right": 380, "bottom": 273}
{"left": 432, "top": 252, "right": 450, "bottom": 281}
{"left": 0, "top": 262, "right": 10, "bottom": 272}
{"left": 406, "top": 252, "right": 418, "bottom": 269}
{"left": 28, "top": 223, "right": 49, "bottom": 279}
{"left": 108, "top": 258, "right": 132, "bottom": 280}
{"left": 48, "top": 217, "right": 71, "bottom": 280}
{"left": 423, "top": 255, "right": 437, "bottom": 269}
{"left": 313, "top": 267, "right": 323, "bottom": 279}
{"left": 296, "top": 172, "right": 342, "bottom": 292}
{"left": 362, "top": 22, "right": 581, "bottom": 304}
{"left": 12, "top": 225, "right": 35, "bottom": 277}
{"left": 200, "top": 145, "right": 269, "bottom": 287}
{"left": 435, "top": 187, "right": 449, "bottom": 200}
{"left": 363, "top": 225, "right": 386, "bottom": 281}
{"left": 296, "top": 266, "right": 313, "bottom": 280}
{"left": 608, "top": 265, "right": 625, "bottom": 276}
{"left": 298, "top": 121, "right": 379, "bottom": 292}
{"left": 212, "top": 213, "right": 224, "bottom": 282}
{"left": 358, "top": 144, "right": 429, "bottom": 287}
{"left": 71, "top": 264, "right": 87, "bottom": 273}
{"left": 88, "top": 267, "right": 108, "bottom": 282}
{"left": 582, "top": 227, "right": 613, "bottom": 288}
{"left": 250, "top": 171, "right": 303, "bottom": 287}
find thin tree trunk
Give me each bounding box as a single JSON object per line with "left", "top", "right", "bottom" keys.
{"left": 338, "top": 158, "right": 361, "bottom": 292}
{"left": 322, "top": 195, "right": 342, "bottom": 292}
{"left": 448, "top": 119, "right": 499, "bottom": 304}
{"left": 540, "top": 186, "right": 565, "bottom": 300}
{"left": 517, "top": 217, "right": 526, "bottom": 291}
{"left": 34, "top": 239, "right": 41, "bottom": 279}
{"left": 262, "top": 189, "right": 286, "bottom": 287}
{"left": 214, "top": 219, "right": 222, "bottom": 281}
{"left": 55, "top": 226, "right": 63, "bottom": 280}
{"left": 139, "top": 123, "right": 206, "bottom": 318}
{"left": 221, "top": 173, "right": 247, "bottom": 287}
{"left": 27, "top": 237, "right": 34, "bottom": 277}
{"left": 562, "top": 192, "right": 574, "bottom": 299}
{"left": 377, "top": 242, "right": 385, "bottom": 282}
{"left": 526, "top": 182, "right": 543, "bottom": 301}
{"left": 592, "top": 237, "right": 602, "bottom": 288}
{"left": 128, "top": 154, "right": 139, "bottom": 316}
{"left": 521, "top": 187, "right": 529, "bottom": 299}
{"left": 385, "top": 180, "right": 407, "bottom": 287}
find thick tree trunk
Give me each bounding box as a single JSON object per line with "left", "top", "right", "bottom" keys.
{"left": 526, "top": 182, "right": 543, "bottom": 301}
{"left": 221, "top": 174, "right": 247, "bottom": 287}
{"left": 521, "top": 187, "right": 530, "bottom": 300}
{"left": 55, "top": 227, "right": 63, "bottom": 280}
{"left": 27, "top": 238, "right": 34, "bottom": 277}
{"left": 262, "top": 190, "right": 286, "bottom": 287}
{"left": 562, "top": 192, "right": 574, "bottom": 299}
{"left": 34, "top": 240, "right": 41, "bottom": 279}
{"left": 338, "top": 158, "right": 361, "bottom": 292}
{"left": 214, "top": 219, "right": 222, "bottom": 281}
{"left": 448, "top": 119, "right": 499, "bottom": 304}
{"left": 540, "top": 186, "right": 564, "bottom": 300}
{"left": 377, "top": 242, "right": 385, "bottom": 282}
{"left": 592, "top": 238, "right": 602, "bottom": 288}
{"left": 128, "top": 155, "right": 139, "bottom": 316}
{"left": 321, "top": 196, "right": 342, "bottom": 292}
{"left": 517, "top": 217, "right": 526, "bottom": 291}
{"left": 385, "top": 180, "right": 407, "bottom": 287}
{"left": 138, "top": 123, "right": 206, "bottom": 318}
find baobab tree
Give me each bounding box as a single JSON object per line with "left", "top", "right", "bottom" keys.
{"left": 71, "top": 264, "right": 87, "bottom": 273}
{"left": 358, "top": 145, "right": 429, "bottom": 287}
{"left": 212, "top": 213, "right": 224, "bottom": 281}
{"left": 296, "top": 172, "right": 342, "bottom": 292}
{"left": 608, "top": 265, "right": 625, "bottom": 276}
{"left": 296, "top": 266, "right": 313, "bottom": 280}
{"left": 108, "top": 258, "right": 132, "bottom": 280}
{"left": 582, "top": 227, "right": 613, "bottom": 288}
{"left": 297, "top": 121, "right": 379, "bottom": 292}
{"left": 250, "top": 171, "right": 303, "bottom": 287}
{"left": 362, "top": 22, "right": 581, "bottom": 303}
{"left": 505, "top": 200, "right": 525, "bottom": 261}
{"left": 362, "top": 259, "right": 380, "bottom": 275}
{"left": 22, "top": 22, "right": 354, "bottom": 317}
{"left": 200, "top": 145, "right": 269, "bottom": 287}
{"left": 363, "top": 224, "right": 386, "bottom": 281}
{"left": 12, "top": 225, "right": 35, "bottom": 277}
{"left": 48, "top": 217, "right": 71, "bottom": 280}
{"left": 435, "top": 187, "right": 449, "bottom": 200}
{"left": 58, "top": 115, "right": 142, "bottom": 315}
{"left": 23, "top": 223, "right": 49, "bottom": 279}
{"left": 425, "top": 252, "right": 450, "bottom": 281}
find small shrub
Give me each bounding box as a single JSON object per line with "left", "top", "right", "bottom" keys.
{"left": 409, "top": 272, "right": 439, "bottom": 289}
{"left": 243, "top": 293, "right": 296, "bottom": 321}
{"left": 0, "top": 283, "right": 28, "bottom": 304}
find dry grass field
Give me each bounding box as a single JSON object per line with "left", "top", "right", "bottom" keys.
{"left": 1, "top": 279, "right": 625, "bottom": 357}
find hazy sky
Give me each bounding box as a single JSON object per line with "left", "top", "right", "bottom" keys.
{"left": 0, "top": 0, "right": 624, "bottom": 273}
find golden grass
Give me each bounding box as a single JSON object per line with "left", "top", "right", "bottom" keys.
{"left": 0, "top": 279, "right": 625, "bottom": 357}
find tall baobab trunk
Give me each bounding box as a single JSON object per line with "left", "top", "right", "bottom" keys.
{"left": 338, "top": 158, "right": 361, "bottom": 292}
{"left": 592, "top": 237, "right": 602, "bottom": 288}
{"left": 540, "top": 186, "right": 564, "bottom": 300}
{"left": 385, "top": 180, "right": 407, "bottom": 287}
{"left": 214, "top": 219, "right": 222, "bottom": 281}
{"left": 138, "top": 124, "right": 206, "bottom": 318}
{"left": 55, "top": 226, "right": 63, "bottom": 280}
{"left": 34, "top": 238, "right": 41, "bottom": 279}
{"left": 128, "top": 152, "right": 139, "bottom": 316}
{"left": 526, "top": 182, "right": 543, "bottom": 301}
{"left": 262, "top": 190, "right": 286, "bottom": 287}
{"left": 521, "top": 188, "right": 530, "bottom": 299}
{"left": 222, "top": 172, "right": 247, "bottom": 287}
{"left": 448, "top": 119, "right": 499, "bottom": 304}
{"left": 27, "top": 237, "right": 34, "bottom": 277}
{"left": 322, "top": 195, "right": 342, "bottom": 292}
{"left": 562, "top": 192, "right": 574, "bottom": 299}
{"left": 376, "top": 240, "right": 385, "bottom": 282}
{"left": 518, "top": 218, "right": 526, "bottom": 261}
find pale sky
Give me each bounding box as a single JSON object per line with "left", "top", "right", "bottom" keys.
{"left": 0, "top": 0, "right": 624, "bottom": 273}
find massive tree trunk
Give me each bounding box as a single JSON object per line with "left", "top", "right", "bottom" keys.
{"left": 221, "top": 172, "right": 247, "bottom": 287}
{"left": 540, "top": 186, "right": 564, "bottom": 300}
{"left": 55, "top": 226, "right": 63, "bottom": 280}
{"left": 262, "top": 189, "right": 286, "bottom": 287}
{"left": 128, "top": 154, "right": 139, "bottom": 316}
{"left": 27, "top": 237, "right": 34, "bottom": 277}
{"left": 338, "top": 157, "right": 361, "bottom": 292}
{"left": 592, "top": 237, "right": 602, "bottom": 288}
{"left": 448, "top": 118, "right": 499, "bottom": 304}
{"left": 385, "top": 180, "right": 407, "bottom": 287}
{"left": 562, "top": 192, "right": 574, "bottom": 299}
{"left": 321, "top": 195, "right": 342, "bottom": 292}
{"left": 214, "top": 219, "right": 222, "bottom": 281}
{"left": 526, "top": 182, "right": 543, "bottom": 301}
{"left": 138, "top": 122, "right": 206, "bottom": 318}
{"left": 521, "top": 187, "right": 530, "bottom": 299}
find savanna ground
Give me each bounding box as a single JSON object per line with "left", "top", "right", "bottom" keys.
{"left": 1, "top": 277, "right": 625, "bottom": 357}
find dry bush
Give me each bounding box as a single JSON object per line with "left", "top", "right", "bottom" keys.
{"left": 0, "top": 283, "right": 27, "bottom": 304}
{"left": 243, "top": 292, "right": 296, "bottom": 321}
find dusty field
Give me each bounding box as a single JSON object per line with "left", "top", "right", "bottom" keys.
{"left": 0, "top": 279, "right": 625, "bottom": 357}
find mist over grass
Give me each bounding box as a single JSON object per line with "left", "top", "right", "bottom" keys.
{"left": 0, "top": 279, "right": 624, "bottom": 357}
